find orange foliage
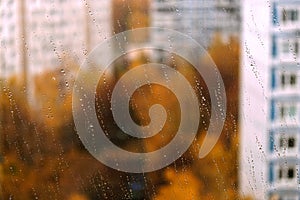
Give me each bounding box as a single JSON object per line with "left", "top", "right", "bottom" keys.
{"left": 154, "top": 168, "right": 202, "bottom": 200}
{"left": 0, "top": 2, "right": 249, "bottom": 197}
{"left": 34, "top": 68, "right": 73, "bottom": 128}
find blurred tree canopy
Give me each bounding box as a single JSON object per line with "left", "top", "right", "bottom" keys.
{"left": 0, "top": 35, "right": 252, "bottom": 199}
{"left": 0, "top": 1, "right": 253, "bottom": 199}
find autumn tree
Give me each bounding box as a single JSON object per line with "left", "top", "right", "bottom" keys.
{"left": 117, "top": 34, "right": 247, "bottom": 200}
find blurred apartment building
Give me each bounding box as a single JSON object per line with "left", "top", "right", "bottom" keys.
{"left": 0, "top": 0, "right": 111, "bottom": 78}
{"left": 240, "top": 0, "right": 300, "bottom": 199}
{"left": 150, "top": 0, "right": 240, "bottom": 51}
{"left": 0, "top": 0, "right": 24, "bottom": 77}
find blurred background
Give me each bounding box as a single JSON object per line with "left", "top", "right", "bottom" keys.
{"left": 0, "top": 0, "right": 297, "bottom": 199}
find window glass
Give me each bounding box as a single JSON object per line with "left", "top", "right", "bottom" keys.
{"left": 277, "top": 102, "right": 297, "bottom": 120}
{"left": 288, "top": 168, "right": 294, "bottom": 179}
{"left": 290, "top": 74, "right": 297, "bottom": 85}
{"left": 0, "top": 0, "right": 240, "bottom": 199}
{"left": 282, "top": 9, "right": 299, "bottom": 23}
{"left": 281, "top": 73, "right": 286, "bottom": 86}
{"left": 277, "top": 166, "right": 296, "bottom": 181}
{"left": 288, "top": 137, "right": 295, "bottom": 148}
{"left": 3, "top": 0, "right": 300, "bottom": 199}
{"left": 280, "top": 72, "right": 297, "bottom": 88}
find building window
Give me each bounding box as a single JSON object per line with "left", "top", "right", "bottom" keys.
{"left": 279, "top": 135, "right": 296, "bottom": 150}
{"left": 282, "top": 42, "right": 290, "bottom": 53}
{"left": 280, "top": 72, "right": 297, "bottom": 88}
{"left": 280, "top": 105, "right": 285, "bottom": 119}
{"left": 282, "top": 9, "right": 299, "bottom": 23}
{"left": 288, "top": 137, "right": 295, "bottom": 148}
{"left": 282, "top": 9, "right": 286, "bottom": 22}
{"left": 278, "top": 104, "right": 296, "bottom": 119}
{"left": 281, "top": 40, "right": 299, "bottom": 57}
{"left": 288, "top": 167, "right": 294, "bottom": 179}
{"left": 278, "top": 168, "right": 283, "bottom": 179}
{"left": 281, "top": 73, "right": 285, "bottom": 86}
{"left": 289, "top": 105, "right": 296, "bottom": 117}
{"left": 295, "top": 41, "right": 299, "bottom": 55}
{"left": 290, "top": 74, "right": 297, "bottom": 85}
{"left": 277, "top": 166, "right": 296, "bottom": 181}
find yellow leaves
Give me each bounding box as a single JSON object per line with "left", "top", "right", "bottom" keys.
{"left": 34, "top": 68, "right": 74, "bottom": 128}
{"left": 68, "top": 194, "right": 88, "bottom": 200}
{"left": 207, "top": 33, "right": 240, "bottom": 81}
{"left": 113, "top": 0, "right": 150, "bottom": 34}
{"left": 154, "top": 168, "right": 202, "bottom": 200}
{"left": 187, "top": 131, "right": 242, "bottom": 199}
{"left": 127, "top": 11, "right": 149, "bottom": 29}
{"left": 0, "top": 27, "right": 246, "bottom": 199}
{"left": 119, "top": 44, "right": 243, "bottom": 198}
{"left": 127, "top": 52, "right": 148, "bottom": 70}
{"left": 126, "top": 65, "right": 181, "bottom": 151}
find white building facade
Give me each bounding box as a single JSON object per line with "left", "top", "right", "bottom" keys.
{"left": 0, "top": 0, "right": 24, "bottom": 77}
{"left": 0, "top": 0, "right": 111, "bottom": 77}
{"left": 240, "top": 0, "right": 300, "bottom": 199}
{"left": 150, "top": 0, "right": 240, "bottom": 49}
